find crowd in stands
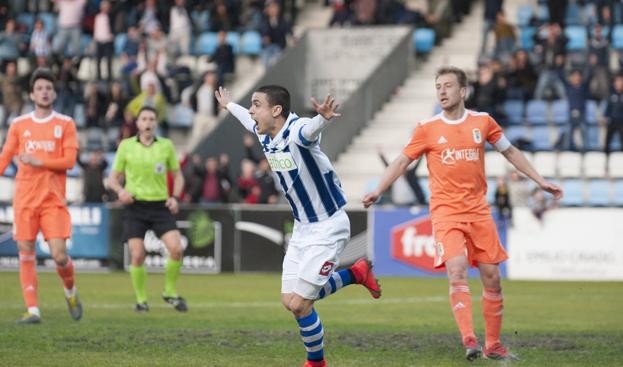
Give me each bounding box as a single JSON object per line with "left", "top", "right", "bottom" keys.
{"left": 468, "top": 0, "right": 623, "bottom": 154}
{"left": 0, "top": 0, "right": 296, "bottom": 153}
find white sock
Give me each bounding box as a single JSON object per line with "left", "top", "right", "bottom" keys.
{"left": 28, "top": 307, "right": 40, "bottom": 316}
{"left": 64, "top": 287, "right": 76, "bottom": 298}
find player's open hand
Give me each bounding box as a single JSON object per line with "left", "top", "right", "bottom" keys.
{"left": 118, "top": 189, "right": 134, "bottom": 205}
{"left": 362, "top": 191, "right": 380, "bottom": 208}
{"left": 165, "top": 197, "right": 179, "bottom": 215}
{"left": 19, "top": 154, "right": 42, "bottom": 167}
{"left": 214, "top": 86, "right": 232, "bottom": 109}
{"left": 311, "top": 95, "right": 341, "bottom": 121}
{"left": 540, "top": 181, "right": 563, "bottom": 200}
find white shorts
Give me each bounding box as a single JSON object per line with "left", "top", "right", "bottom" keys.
{"left": 281, "top": 209, "right": 350, "bottom": 300}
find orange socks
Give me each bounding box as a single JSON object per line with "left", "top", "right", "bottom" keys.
{"left": 56, "top": 257, "right": 75, "bottom": 291}
{"left": 482, "top": 288, "right": 504, "bottom": 349}
{"left": 449, "top": 281, "right": 476, "bottom": 345}
{"left": 19, "top": 251, "right": 38, "bottom": 310}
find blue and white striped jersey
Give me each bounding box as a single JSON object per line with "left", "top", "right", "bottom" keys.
{"left": 227, "top": 103, "right": 347, "bottom": 223}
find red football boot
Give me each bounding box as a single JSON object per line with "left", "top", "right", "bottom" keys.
{"left": 350, "top": 258, "right": 382, "bottom": 299}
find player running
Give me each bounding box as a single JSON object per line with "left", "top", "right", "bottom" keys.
{"left": 0, "top": 68, "right": 82, "bottom": 324}
{"left": 215, "top": 85, "right": 381, "bottom": 367}
{"left": 363, "top": 66, "right": 563, "bottom": 361}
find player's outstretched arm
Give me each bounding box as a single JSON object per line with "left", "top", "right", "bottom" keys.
{"left": 0, "top": 123, "right": 19, "bottom": 174}
{"left": 214, "top": 86, "right": 256, "bottom": 133}
{"left": 299, "top": 95, "right": 342, "bottom": 143}
{"left": 501, "top": 145, "right": 563, "bottom": 199}
{"left": 362, "top": 153, "right": 413, "bottom": 208}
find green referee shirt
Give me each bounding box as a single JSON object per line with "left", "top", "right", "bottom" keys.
{"left": 112, "top": 135, "right": 179, "bottom": 201}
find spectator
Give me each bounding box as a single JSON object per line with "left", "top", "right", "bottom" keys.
{"left": 168, "top": 0, "right": 192, "bottom": 57}
{"left": 547, "top": 0, "right": 567, "bottom": 27}
{"left": 255, "top": 159, "right": 279, "bottom": 203}
{"left": 210, "top": 31, "right": 235, "bottom": 85}
{"left": 481, "top": 0, "right": 502, "bottom": 55}
{"left": 507, "top": 49, "right": 537, "bottom": 100}
{"left": 528, "top": 188, "right": 555, "bottom": 222}
{"left": 533, "top": 23, "right": 567, "bottom": 100}
{"left": 467, "top": 64, "right": 505, "bottom": 121}
{"left": 120, "top": 26, "right": 140, "bottom": 75}
{"left": 604, "top": 74, "right": 623, "bottom": 155}
{"left": 191, "top": 70, "right": 218, "bottom": 117}
{"left": 29, "top": 19, "right": 50, "bottom": 59}
{"left": 210, "top": 0, "right": 236, "bottom": 32}
{"left": 494, "top": 176, "right": 512, "bottom": 223}
{"left": 0, "top": 19, "right": 24, "bottom": 64}
{"left": 104, "top": 81, "right": 129, "bottom": 130}
{"left": 493, "top": 10, "right": 516, "bottom": 61}
{"left": 507, "top": 171, "right": 531, "bottom": 207}
{"left": 200, "top": 156, "right": 230, "bottom": 203}
{"left": 182, "top": 154, "right": 204, "bottom": 203}
{"left": 138, "top": 0, "right": 164, "bottom": 35}
{"left": 245, "top": 185, "right": 261, "bottom": 204}
{"left": 0, "top": 61, "right": 24, "bottom": 127}
{"left": 218, "top": 153, "right": 233, "bottom": 194}
{"left": 587, "top": 53, "right": 610, "bottom": 102}
{"left": 94, "top": 0, "right": 115, "bottom": 81}
{"left": 54, "top": 58, "right": 79, "bottom": 116}
{"left": 118, "top": 109, "right": 138, "bottom": 144}
{"left": 260, "top": 0, "right": 292, "bottom": 68}
{"left": 589, "top": 23, "right": 610, "bottom": 69}
{"left": 84, "top": 81, "right": 108, "bottom": 129}
{"left": 78, "top": 150, "right": 108, "bottom": 203}
{"left": 52, "top": 0, "right": 86, "bottom": 58}
{"left": 145, "top": 27, "right": 167, "bottom": 67}
{"left": 351, "top": 0, "right": 378, "bottom": 25}
{"left": 139, "top": 59, "right": 165, "bottom": 95}
{"left": 237, "top": 159, "right": 258, "bottom": 201}
{"left": 561, "top": 69, "right": 591, "bottom": 151}
{"left": 126, "top": 81, "right": 167, "bottom": 127}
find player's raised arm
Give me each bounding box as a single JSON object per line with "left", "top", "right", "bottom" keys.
{"left": 362, "top": 153, "right": 413, "bottom": 208}
{"left": 297, "top": 95, "right": 342, "bottom": 144}
{"left": 214, "top": 86, "right": 256, "bottom": 133}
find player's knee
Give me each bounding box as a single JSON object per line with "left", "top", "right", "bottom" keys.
{"left": 447, "top": 267, "right": 468, "bottom": 282}
{"left": 53, "top": 253, "right": 68, "bottom": 266}
{"left": 281, "top": 296, "right": 292, "bottom": 312}
{"left": 168, "top": 245, "right": 183, "bottom": 260}
{"left": 288, "top": 298, "right": 312, "bottom": 318}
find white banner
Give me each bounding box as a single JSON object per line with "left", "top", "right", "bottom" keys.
{"left": 508, "top": 208, "right": 623, "bottom": 280}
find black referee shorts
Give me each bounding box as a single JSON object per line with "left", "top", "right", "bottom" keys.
{"left": 122, "top": 200, "right": 178, "bottom": 242}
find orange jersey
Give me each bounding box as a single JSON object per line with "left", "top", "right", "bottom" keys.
{"left": 0, "top": 112, "right": 79, "bottom": 208}
{"left": 402, "top": 110, "right": 510, "bottom": 224}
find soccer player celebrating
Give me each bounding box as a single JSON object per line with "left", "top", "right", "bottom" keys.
{"left": 363, "top": 66, "right": 563, "bottom": 361}
{"left": 0, "top": 68, "right": 82, "bottom": 324}
{"left": 215, "top": 86, "right": 382, "bottom": 367}
{"left": 107, "top": 106, "right": 188, "bottom": 313}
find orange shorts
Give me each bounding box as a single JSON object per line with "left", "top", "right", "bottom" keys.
{"left": 432, "top": 218, "right": 508, "bottom": 269}
{"left": 13, "top": 205, "right": 72, "bottom": 241}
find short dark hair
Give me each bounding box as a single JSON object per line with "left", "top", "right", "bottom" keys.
{"left": 30, "top": 67, "right": 56, "bottom": 92}
{"left": 137, "top": 106, "right": 158, "bottom": 119}
{"left": 256, "top": 85, "right": 290, "bottom": 119}
{"left": 435, "top": 66, "right": 468, "bottom": 88}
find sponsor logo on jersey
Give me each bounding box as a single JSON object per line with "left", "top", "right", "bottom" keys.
{"left": 440, "top": 148, "right": 480, "bottom": 165}
{"left": 23, "top": 130, "right": 31, "bottom": 137}
{"left": 25, "top": 140, "right": 55, "bottom": 153}
{"left": 54, "top": 125, "right": 63, "bottom": 138}
{"left": 267, "top": 151, "right": 297, "bottom": 172}
{"left": 319, "top": 261, "right": 335, "bottom": 276}
{"left": 155, "top": 162, "right": 165, "bottom": 174}
{"left": 437, "top": 136, "right": 448, "bottom": 144}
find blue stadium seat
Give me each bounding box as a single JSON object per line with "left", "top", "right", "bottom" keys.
{"left": 114, "top": 33, "right": 127, "bottom": 56}
{"left": 195, "top": 32, "right": 219, "bottom": 55}
{"left": 585, "top": 100, "right": 605, "bottom": 125}
{"left": 520, "top": 26, "right": 536, "bottom": 50}
{"left": 587, "top": 179, "right": 611, "bottom": 206}
{"left": 517, "top": 5, "right": 534, "bottom": 27}
{"left": 38, "top": 13, "right": 56, "bottom": 34}
{"left": 612, "top": 25, "right": 623, "bottom": 49}
{"left": 240, "top": 31, "right": 262, "bottom": 56}
{"left": 531, "top": 126, "right": 553, "bottom": 151}
{"left": 526, "top": 100, "right": 548, "bottom": 125}
{"left": 565, "top": 26, "right": 587, "bottom": 51}
{"left": 503, "top": 100, "right": 524, "bottom": 125}
{"left": 551, "top": 99, "right": 569, "bottom": 125}
{"left": 413, "top": 28, "right": 435, "bottom": 54}
{"left": 504, "top": 125, "right": 529, "bottom": 143}
{"left": 560, "top": 179, "right": 584, "bottom": 206}
{"left": 73, "top": 104, "right": 85, "bottom": 128}
{"left": 226, "top": 32, "right": 241, "bottom": 55}
{"left": 565, "top": 3, "right": 582, "bottom": 25}
{"left": 586, "top": 126, "right": 602, "bottom": 151}
{"left": 487, "top": 179, "right": 496, "bottom": 204}
{"left": 538, "top": 4, "right": 549, "bottom": 21}
{"left": 16, "top": 13, "right": 34, "bottom": 33}
{"left": 613, "top": 180, "right": 623, "bottom": 206}
{"left": 80, "top": 34, "right": 92, "bottom": 56}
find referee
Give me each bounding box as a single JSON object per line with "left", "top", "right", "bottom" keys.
{"left": 108, "top": 106, "right": 188, "bottom": 312}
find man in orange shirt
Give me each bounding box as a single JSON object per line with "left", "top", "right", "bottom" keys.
{"left": 363, "top": 66, "right": 563, "bottom": 361}
{"left": 0, "top": 68, "right": 82, "bottom": 324}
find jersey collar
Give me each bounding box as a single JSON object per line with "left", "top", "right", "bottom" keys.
{"left": 30, "top": 111, "right": 56, "bottom": 123}
{"left": 440, "top": 109, "right": 468, "bottom": 125}
{"left": 136, "top": 134, "right": 158, "bottom": 146}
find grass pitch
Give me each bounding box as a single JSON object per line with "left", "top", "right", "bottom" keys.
{"left": 0, "top": 272, "right": 621, "bottom": 366}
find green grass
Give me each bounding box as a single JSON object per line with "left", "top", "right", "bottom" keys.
{"left": 0, "top": 272, "right": 622, "bottom": 366}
